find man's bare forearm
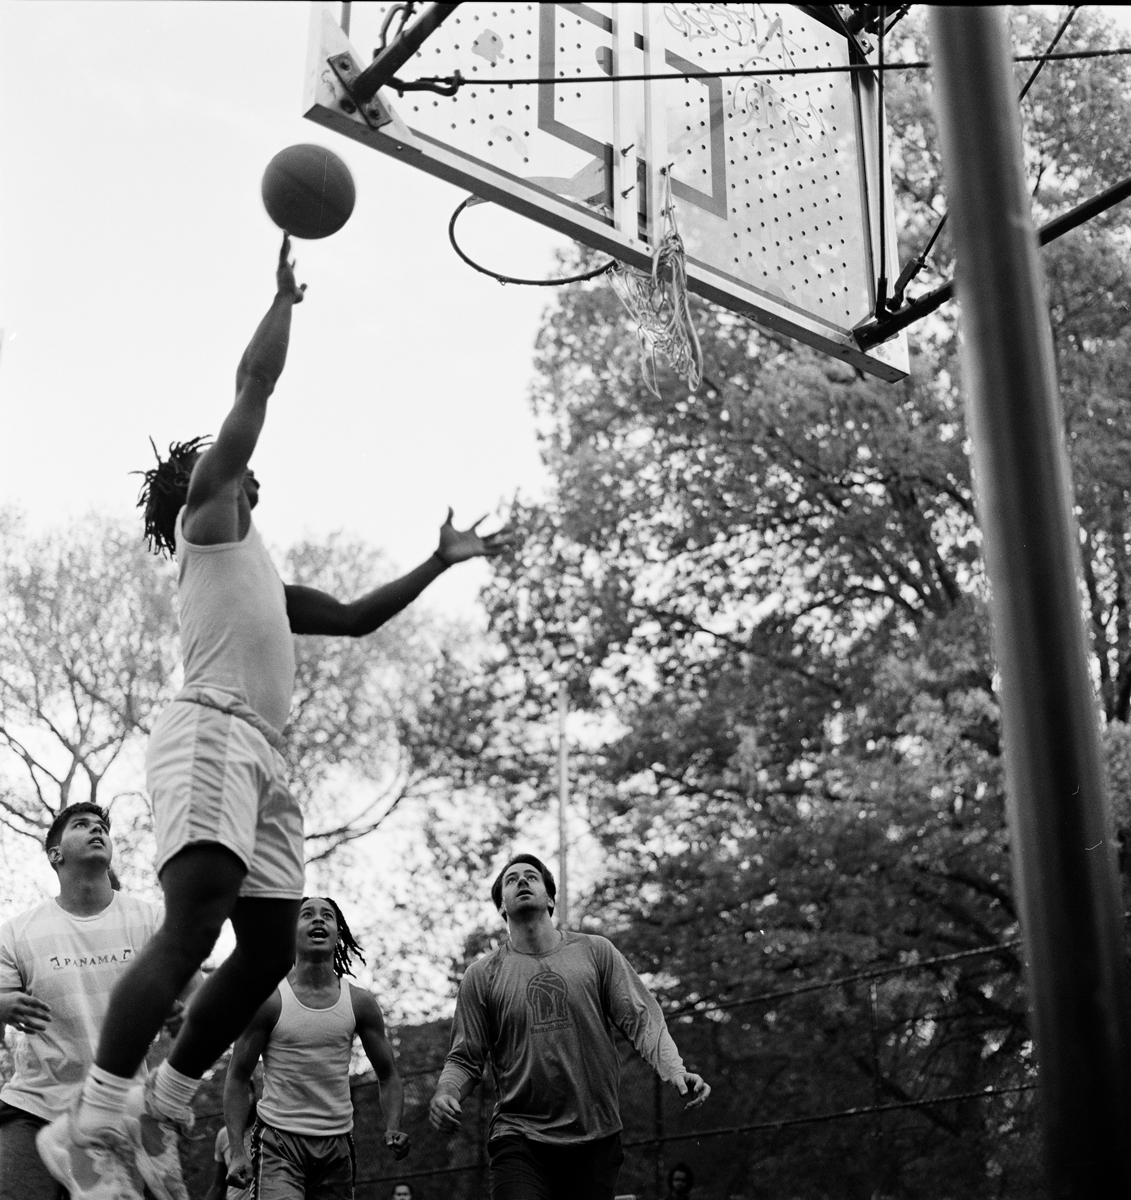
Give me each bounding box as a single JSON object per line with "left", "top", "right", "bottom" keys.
{"left": 345, "top": 554, "right": 449, "bottom": 636}
{"left": 380, "top": 1070, "right": 407, "bottom": 1131}
{"left": 236, "top": 291, "right": 296, "bottom": 394}
{"left": 223, "top": 1064, "right": 254, "bottom": 1150}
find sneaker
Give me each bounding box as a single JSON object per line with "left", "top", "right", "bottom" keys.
{"left": 36, "top": 1106, "right": 144, "bottom": 1200}
{"left": 122, "top": 1075, "right": 193, "bottom": 1200}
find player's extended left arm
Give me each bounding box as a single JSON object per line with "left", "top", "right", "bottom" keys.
{"left": 604, "top": 948, "right": 711, "bottom": 1110}
{"left": 355, "top": 989, "right": 411, "bottom": 1160}
{"left": 285, "top": 509, "right": 514, "bottom": 636}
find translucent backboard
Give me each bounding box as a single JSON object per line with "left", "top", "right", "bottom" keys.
{"left": 304, "top": 2, "right": 909, "bottom": 381}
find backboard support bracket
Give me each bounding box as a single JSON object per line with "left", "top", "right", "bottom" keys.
{"left": 346, "top": 2, "right": 461, "bottom": 104}
{"left": 327, "top": 51, "right": 393, "bottom": 129}
{"left": 327, "top": 2, "right": 462, "bottom": 127}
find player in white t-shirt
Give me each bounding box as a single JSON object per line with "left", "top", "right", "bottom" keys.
{"left": 0, "top": 803, "right": 162, "bottom": 1200}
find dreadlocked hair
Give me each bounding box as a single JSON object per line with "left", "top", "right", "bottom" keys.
{"left": 133, "top": 435, "right": 211, "bottom": 557}
{"left": 305, "top": 896, "right": 367, "bottom": 978}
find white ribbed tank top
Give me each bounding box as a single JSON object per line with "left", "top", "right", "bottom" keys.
{"left": 174, "top": 510, "right": 295, "bottom": 735}
{"left": 257, "top": 977, "right": 357, "bottom": 1136}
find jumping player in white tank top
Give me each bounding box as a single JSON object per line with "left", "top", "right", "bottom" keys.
{"left": 223, "top": 897, "right": 410, "bottom": 1199}
{"left": 38, "top": 238, "right": 508, "bottom": 1200}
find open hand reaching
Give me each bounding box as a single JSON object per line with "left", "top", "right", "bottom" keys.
{"left": 435, "top": 508, "right": 514, "bottom": 566}
{"left": 276, "top": 234, "right": 307, "bottom": 304}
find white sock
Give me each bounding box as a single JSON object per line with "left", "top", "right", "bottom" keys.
{"left": 150, "top": 1061, "right": 200, "bottom": 1121}
{"left": 75, "top": 1066, "right": 132, "bottom": 1138}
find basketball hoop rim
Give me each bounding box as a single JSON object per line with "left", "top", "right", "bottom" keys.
{"left": 448, "top": 196, "right": 616, "bottom": 288}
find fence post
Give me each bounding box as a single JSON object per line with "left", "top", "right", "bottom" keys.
{"left": 929, "top": 8, "right": 1131, "bottom": 1194}
{"left": 654, "top": 1070, "right": 665, "bottom": 1198}
{"left": 477, "top": 1082, "right": 487, "bottom": 1197}
{"left": 866, "top": 983, "right": 884, "bottom": 1197}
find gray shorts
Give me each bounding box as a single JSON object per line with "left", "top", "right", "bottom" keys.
{"left": 0, "top": 1103, "right": 64, "bottom": 1200}
{"left": 252, "top": 1121, "right": 355, "bottom": 1200}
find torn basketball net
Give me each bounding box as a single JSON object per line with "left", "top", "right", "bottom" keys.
{"left": 609, "top": 170, "right": 703, "bottom": 398}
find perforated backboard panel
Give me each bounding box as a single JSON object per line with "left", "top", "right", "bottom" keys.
{"left": 304, "top": 2, "right": 908, "bottom": 381}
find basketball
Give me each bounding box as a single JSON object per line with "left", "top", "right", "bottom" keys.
{"left": 261, "top": 144, "right": 355, "bottom": 239}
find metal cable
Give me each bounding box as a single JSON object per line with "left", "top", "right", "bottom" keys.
{"left": 397, "top": 44, "right": 1131, "bottom": 94}
{"left": 890, "top": 6, "right": 1081, "bottom": 307}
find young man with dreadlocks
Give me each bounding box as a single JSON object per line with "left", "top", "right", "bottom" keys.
{"left": 38, "top": 236, "right": 506, "bottom": 1200}
{"left": 222, "top": 896, "right": 409, "bottom": 1199}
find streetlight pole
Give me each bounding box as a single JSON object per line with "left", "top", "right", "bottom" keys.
{"left": 557, "top": 676, "right": 569, "bottom": 928}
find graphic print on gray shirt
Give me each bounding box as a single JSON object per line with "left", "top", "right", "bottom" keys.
{"left": 527, "top": 969, "right": 570, "bottom": 1032}
{"left": 438, "top": 931, "right": 685, "bottom": 1144}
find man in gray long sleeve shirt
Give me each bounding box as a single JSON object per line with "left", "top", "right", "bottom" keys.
{"left": 429, "top": 853, "right": 709, "bottom": 1200}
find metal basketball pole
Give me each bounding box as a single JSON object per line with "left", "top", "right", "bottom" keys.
{"left": 558, "top": 678, "right": 570, "bottom": 928}
{"left": 929, "top": 9, "right": 1131, "bottom": 1195}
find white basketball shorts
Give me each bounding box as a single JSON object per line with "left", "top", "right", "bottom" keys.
{"left": 146, "top": 700, "right": 304, "bottom": 899}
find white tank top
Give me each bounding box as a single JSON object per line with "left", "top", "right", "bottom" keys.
{"left": 174, "top": 511, "right": 295, "bottom": 735}
{"left": 257, "top": 977, "right": 357, "bottom": 1136}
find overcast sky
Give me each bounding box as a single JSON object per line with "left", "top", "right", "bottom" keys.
{"left": 0, "top": 2, "right": 588, "bottom": 996}
{"left": 0, "top": 1, "right": 576, "bottom": 619}
{"left": 8, "top": 2, "right": 1127, "bottom": 602}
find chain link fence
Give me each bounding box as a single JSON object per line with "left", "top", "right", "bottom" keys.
{"left": 186, "top": 942, "right": 1045, "bottom": 1199}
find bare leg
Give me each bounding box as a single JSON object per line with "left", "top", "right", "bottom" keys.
{"left": 167, "top": 893, "right": 299, "bottom": 1078}
{"left": 94, "top": 845, "right": 295, "bottom": 1080}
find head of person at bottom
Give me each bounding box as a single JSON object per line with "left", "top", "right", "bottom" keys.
{"left": 45, "top": 802, "right": 114, "bottom": 882}
{"left": 667, "top": 1161, "right": 695, "bottom": 1197}
{"left": 295, "top": 895, "right": 366, "bottom": 977}
{"left": 491, "top": 853, "right": 558, "bottom": 929}
{"left": 391, "top": 1184, "right": 414, "bottom": 1200}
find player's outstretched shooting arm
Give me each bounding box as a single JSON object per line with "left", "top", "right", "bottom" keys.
{"left": 183, "top": 235, "right": 305, "bottom": 547}
{"left": 170, "top": 234, "right": 512, "bottom": 629}
{"left": 352, "top": 985, "right": 411, "bottom": 1160}
{"left": 285, "top": 507, "right": 514, "bottom": 637}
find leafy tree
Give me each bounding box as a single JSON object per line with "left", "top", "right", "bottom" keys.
{"left": 0, "top": 513, "right": 506, "bottom": 963}
{"left": 0, "top": 508, "right": 179, "bottom": 887}
{"left": 470, "top": 8, "right": 1131, "bottom": 1196}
